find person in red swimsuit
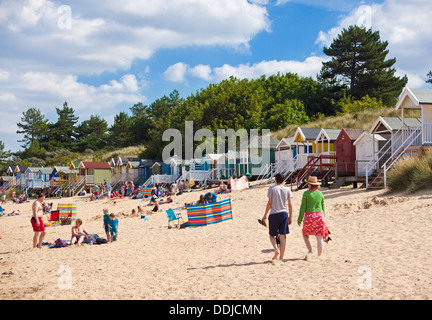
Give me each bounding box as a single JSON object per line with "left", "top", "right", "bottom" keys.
{"left": 31, "top": 192, "right": 46, "bottom": 248}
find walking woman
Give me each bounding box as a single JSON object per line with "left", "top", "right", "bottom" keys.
{"left": 298, "top": 176, "right": 329, "bottom": 261}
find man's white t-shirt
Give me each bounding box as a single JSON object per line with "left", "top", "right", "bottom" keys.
{"left": 267, "top": 184, "right": 293, "bottom": 215}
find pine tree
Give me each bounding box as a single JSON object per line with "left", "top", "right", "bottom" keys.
{"left": 427, "top": 71, "right": 432, "bottom": 84}
{"left": 47, "top": 102, "right": 79, "bottom": 151}
{"left": 0, "top": 140, "right": 11, "bottom": 170}
{"left": 76, "top": 115, "right": 109, "bottom": 152}
{"left": 108, "top": 112, "right": 132, "bottom": 148}
{"left": 16, "top": 107, "right": 49, "bottom": 149}
{"left": 319, "top": 25, "right": 407, "bottom": 106}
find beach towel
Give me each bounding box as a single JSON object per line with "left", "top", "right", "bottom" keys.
{"left": 58, "top": 204, "right": 77, "bottom": 223}
{"left": 186, "top": 198, "right": 233, "bottom": 227}
{"left": 54, "top": 238, "right": 70, "bottom": 248}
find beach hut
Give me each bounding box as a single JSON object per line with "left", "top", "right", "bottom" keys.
{"left": 292, "top": 128, "right": 322, "bottom": 169}
{"left": 35, "top": 168, "right": 52, "bottom": 188}
{"left": 24, "top": 167, "right": 51, "bottom": 189}
{"left": 77, "top": 162, "right": 112, "bottom": 189}
{"left": 137, "top": 159, "right": 154, "bottom": 185}
{"left": 275, "top": 135, "right": 312, "bottom": 173}
{"left": 203, "top": 154, "right": 228, "bottom": 180}
{"left": 365, "top": 88, "right": 432, "bottom": 188}
{"left": 334, "top": 129, "right": 367, "bottom": 176}
{"left": 353, "top": 131, "right": 386, "bottom": 177}
{"left": 315, "top": 128, "right": 341, "bottom": 157}
{"left": 124, "top": 160, "right": 141, "bottom": 182}
{"left": 51, "top": 166, "right": 78, "bottom": 186}
{"left": 237, "top": 135, "right": 279, "bottom": 177}
{"left": 14, "top": 165, "right": 28, "bottom": 189}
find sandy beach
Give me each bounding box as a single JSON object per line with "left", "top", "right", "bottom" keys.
{"left": 0, "top": 183, "right": 431, "bottom": 300}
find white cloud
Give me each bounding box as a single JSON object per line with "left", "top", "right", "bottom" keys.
{"left": 164, "top": 63, "right": 189, "bottom": 83}
{"left": 166, "top": 56, "right": 327, "bottom": 83}
{"left": 0, "top": 0, "right": 271, "bottom": 76}
{"left": 212, "top": 56, "right": 326, "bottom": 81}
{"left": 189, "top": 65, "right": 213, "bottom": 81}
{"left": 315, "top": 0, "right": 432, "bottom": 86}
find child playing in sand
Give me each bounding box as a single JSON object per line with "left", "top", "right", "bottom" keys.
{"left": 102, "top": 208, "right": 111, "bottom": 242}
{"left": 71, "top": 219, "right": 89, "bottom": 245}
{"left": 108, "top": 213, "right": 119, "bottom": 242}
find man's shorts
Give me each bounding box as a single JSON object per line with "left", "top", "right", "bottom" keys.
{"left": 31, "top": 217, "right": 45, "bottom": 232}
{"left": 268, "top": 212, "right": 289, "bottom": 237}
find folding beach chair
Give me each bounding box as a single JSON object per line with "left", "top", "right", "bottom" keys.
{"left": 166, "top": 208, "right": 184, "bottom": 228}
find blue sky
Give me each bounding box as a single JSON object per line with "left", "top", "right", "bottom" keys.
{"left": 1, "top": 0, "right": 431, "bottom": 152}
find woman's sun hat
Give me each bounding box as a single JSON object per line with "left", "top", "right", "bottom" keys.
{"left": 305, "top": 176, "right": 320, "bottom": 186}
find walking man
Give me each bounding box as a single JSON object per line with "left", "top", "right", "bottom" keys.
{"left": 262, "top": 173, "right": 293, "bottom": 261}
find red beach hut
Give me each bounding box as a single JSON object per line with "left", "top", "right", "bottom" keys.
{"left": 335, "top": 129, "right": 367, "bottom": 176}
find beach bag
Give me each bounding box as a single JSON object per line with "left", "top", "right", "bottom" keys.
{"left": 50, "top": 210, "right": 60, "bottom": 222}
{"left": 96, "top": 238, "right": 108, "bottom": 245}
{"left": 84, "top": 234, "right": 99, "bottom": 245}
{"left": 54, "top": 238, "right": 68, "bottom": 248}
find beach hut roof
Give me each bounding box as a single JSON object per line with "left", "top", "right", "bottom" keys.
{"left": 69, "top": 161, "right": 80, "bottom": 169}
{"left": 78, "top": 162, "right": 111, "bottom": 170}
{"left": 204, "top": 154, "right": 228, "bottom": 162}
{"left": 37, "top": 168, "right": 52, "bottom": 175}
{"left": 341, "top": 129, "right": 368, "bottom": 141}
{"left": 239, "top": 135, "right": 280, "bottom": 150}
{"left": 117, "top": 157, "right": 141, "bottom": 166}
{"left": 353, "top": 131, "right": 386, "bottom": 146}
{"left": 371, "top": 116, "right": 421, "bottom": 134}
{"left": 138, "top": 159, "right": 154, "bottom": 167}
{"left": 396, "top": 88, "right": 432, "bottom": 110}
{"left": 276, "top": 135, "right": 295, "bottom": 150}
{"left": 53, "top": 166, "right": 76, "bottom": 175}
{"left": 315, "top": 128, "right": 342, "bottom": 142}
{"left": 14, "top": 165, "right": 28, "bottom": 173}
{"left": 293, "top": 128, "right": 322, "bottom": 142}
{"left": 126, "top": 161, "right": 141, "bottom": 169}
{"left": 25, "top": 167, "right": 45, "bottom": 173}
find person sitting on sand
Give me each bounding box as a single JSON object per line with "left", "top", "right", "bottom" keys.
{"left": 204, "top": 192, "right": 217, "bottom": 204}
{"left": 170, "top": 182, "right": 179, "bottom": 196}
{"left": 71, "top": 219, "right": 89, "bottom": 245}
{"left": 196, "top": 194, "right": 208, "bottom": 205}
{"left": 147, "top": 195, "right": 160, "bottom": 212}
{"left": 216, "top": 181, "right": 227, "bottom": 194}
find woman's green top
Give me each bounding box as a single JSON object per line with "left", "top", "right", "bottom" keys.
{"left": 298, "top": 190, "right": 325, "bottom": 225}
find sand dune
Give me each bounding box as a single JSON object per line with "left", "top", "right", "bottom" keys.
{"left": 0, "top": 183, "right": 431, "bottom": 300}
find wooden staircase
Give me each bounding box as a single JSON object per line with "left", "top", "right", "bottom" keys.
{"left": 366, "top": 170, "right": 385, "bottom": 189}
